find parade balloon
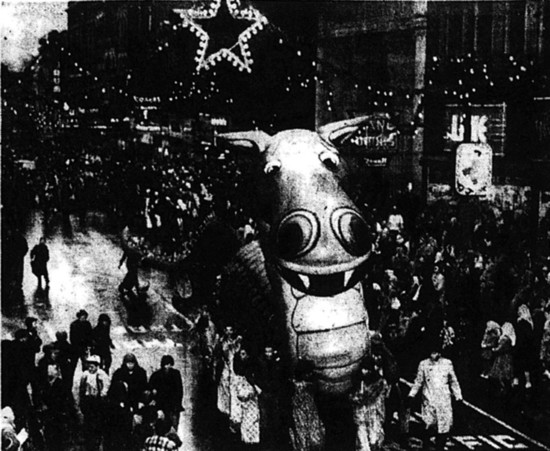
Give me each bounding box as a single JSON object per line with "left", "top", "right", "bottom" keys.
{"left": 220, "top": 117, "right": 375, "bottom": 393}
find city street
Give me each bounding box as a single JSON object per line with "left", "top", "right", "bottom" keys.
{"left": 1, "top": 211, "right": 220, "bottom": 450}
{"left": 2, "top": 1, "right": 550, "bottom": 451}
{"left": 1, "top": 211, "right": 549, "bottom": 451}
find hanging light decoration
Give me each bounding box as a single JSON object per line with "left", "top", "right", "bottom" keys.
{"left": 175, "top": 0, "right": 268, "bottom": 73}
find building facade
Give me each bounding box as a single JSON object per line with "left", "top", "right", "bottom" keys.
{"left": 316, "top": 1, "right": 550, "bottom": 243}
{"left": 316, "top": 1, "right": 428, "bottom": 209}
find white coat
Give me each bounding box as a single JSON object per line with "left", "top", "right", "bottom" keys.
{"left": 409, "top": 357, "right": 462, "bottom": 434}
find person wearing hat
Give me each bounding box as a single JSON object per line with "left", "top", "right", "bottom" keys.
{"left": 149, "top": 355, "right": 183, "bottom": 429}
{"left": 408, "top": 341, "right": 462, "bottom": 451}
{"left": 79, "top": 354, "right": 110, "bottom": 450}
{"left": 70, "top": 309, "right": 93, "bottom": 380}
{"left": 111, "top": 353, "right": 148, "bottom": 412}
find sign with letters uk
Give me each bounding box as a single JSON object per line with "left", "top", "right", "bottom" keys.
{"left": 444, "top": 104, "right": 506, "bottom": 155}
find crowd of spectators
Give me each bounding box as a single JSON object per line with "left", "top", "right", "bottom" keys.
{"left": 3, "top": 137, "right": 256, "bottom": 265}
{"left": 1, "top": 312, "right": 184, "bottom": 451}
{"left": 3, "top": 134, "right": 550, "bottom": 450}
{"left": 187, "top": 193, "right": 550, "bottom": 450}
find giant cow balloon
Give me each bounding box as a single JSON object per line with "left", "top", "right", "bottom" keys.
{"left": 220, "top": 117, "right": 374, "bottom": 394}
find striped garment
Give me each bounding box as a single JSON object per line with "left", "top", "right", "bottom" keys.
{"left": 142, "top": 435, "right": 177, "bottom": 451}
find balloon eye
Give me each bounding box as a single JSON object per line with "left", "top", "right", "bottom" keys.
{"left": 264, "top": 160, "right": 281, "bottom": 175}
{"left": 319, "top": 151, "right": 340, "bottom": 169}
{"left": 277, "top": 211, "right": 319, "bottom": 260}
{"left": 331, "top": 208, "right": 372, "bottom": 257}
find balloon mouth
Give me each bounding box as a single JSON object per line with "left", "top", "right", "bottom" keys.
{"left": 278, "top": 261, "right": 368, "bottom": 296}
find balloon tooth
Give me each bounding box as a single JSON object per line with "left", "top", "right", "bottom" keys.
{"left": 344, "top": 270, "right": 353, "bottom": 287}
{"left": 298, "top": 274, "right": 310, "bottom": 290}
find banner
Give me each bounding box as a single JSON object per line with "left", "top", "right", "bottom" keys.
{"left": 455, "top": 143, "right": 492, "bottom": 196}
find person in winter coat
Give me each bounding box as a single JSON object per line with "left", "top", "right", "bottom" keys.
{"left": 103, "top": 379, "right": 133, "bottom": 451}
{"left": 118, "top": 247, "right": 142, "bottom": 297}
{"left": 215, "top": 325, "right": 242, "bottom": 419}
{"left": 141, "top": 418, "right": 179, "bottom": 451}
{"left": 256, "top": 345, "right": 284, "bottom": 449}
{"left": 92, "top": 313, "right": 115, "bottom": 374}
{"left": 1, "top": 332, "right": 35, "bottom": 430}
{"left": 111, "top": 353, "right": 148, "bottom": 411}
{"left": 79, "top": 355, "right": 110, "bottom": 451}
{"left": 39, "top": 363, "right": 70, "bottom": 451}
{"left": 22, "top": 317, "right": 42, "bottom": 396}
{"left": 30, "top": 237, "right": 50, "bottom": 289}
{"left": 514, "top": 304, "right": 536, "bottom": 389}
{"left": 70, "top": 310, "right": 93, "bottom": 378}
{"left": 149, "top": 355, "right": 184, "bottom": 429}
{"left": 488, "top": 322, "right": 516, "bottom": 393}
{"left": 36, "top": 344, "right": 62, "bottom": 400}
{"left": 53, "top": 331, "right": 73, "bottom": 392}
{"left": 23, "top": 317, "right": 43, "bottom": 358}
{"left": 370, "top": 332, "right": 407, "bottom": 441}
{"left": 408, "top": 343, "right": 463, "bottom": 451}
{"left": 232, "top": 347, "right": 261, "bottom": 446}
{"left": 350, "top": 357, "right": 390, "bottom": 451}
{"left": 480, "top": 321, "right": 501, "bottom": 378}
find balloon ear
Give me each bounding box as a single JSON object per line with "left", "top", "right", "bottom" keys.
{"left": 218, "top": 131, "right": 271, "bottom": 153}
{"left": 318, "top": 116, "right": 374, "bottom": 145}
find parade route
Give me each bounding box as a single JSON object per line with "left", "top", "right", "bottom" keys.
{"left": 2, "top": 211, "right": 548, "bottom": 451}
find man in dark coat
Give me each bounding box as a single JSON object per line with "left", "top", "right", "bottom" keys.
{"left": 118, "top": 247, "right": 141, "bottom": 297}
{"left": 21, "top": 319, "right": 42, "bottom": 400}
{"left": 256, "top": 345, "right": 284, "bottom": 449}
{"left": 53, "top": 331, "right": 74, "bottom": 392}
{"left": 111, "top": 353, "right": 148, "bottom": 411}
{"left": 149, "top": 355, "right": 183, "bottom": 428}
{"left": 30, "top": 237, "right": 50, "bottom": 289}
{"left": 24, "top": 317, "right": 43, "bottom": 357}
{"left": 69, "top": 310, "right": 93, "bottom": 380}
{"left": 39, "top": 357, "right": 70, "bottom": 451}
{"left": 1, "top": 331, "right": 35, "bottom": 430}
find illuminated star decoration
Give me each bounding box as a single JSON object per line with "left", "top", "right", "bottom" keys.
{"left": 175, "top": 0, "right": 268, "bottom": 73}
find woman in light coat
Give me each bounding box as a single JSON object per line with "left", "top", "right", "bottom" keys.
{"left": 408, "top": 344, "right": 462, "bottom": 451}
{"left": 350, "top": 358, "right": 390, "bottom": 451}
{"left": 488, "top": 322, "right": 516, "bottom": 393}
{"left": 480, "top": 321, "right": 501, "bottom": 378}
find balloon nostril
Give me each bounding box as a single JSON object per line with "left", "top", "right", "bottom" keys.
{"left": 331, "top": 209, "right": 372, "bottom": 256}
{"left": 277, "top": 211, "right": 318, "bottom": 260}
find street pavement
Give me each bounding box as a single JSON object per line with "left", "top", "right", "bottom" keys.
{"left": 2, "top": 211, "right": 549, "bottom": 451}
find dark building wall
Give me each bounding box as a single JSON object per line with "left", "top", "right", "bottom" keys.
{"left": 423, "top": 0, "right": 549, "bottom": 172}
{"left": 422, "top": 0, "right": 549, "bottom": 246}
{"left": 316, "top": 1, "right": 427, "bottom": 204}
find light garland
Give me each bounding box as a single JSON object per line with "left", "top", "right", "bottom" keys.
{"left": 175, "top": 0, "right": 267, "bottom": 73}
